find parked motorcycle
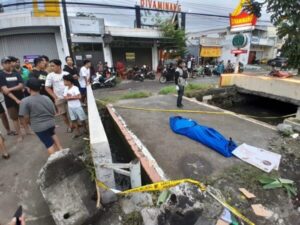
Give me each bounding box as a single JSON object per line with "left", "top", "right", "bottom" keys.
{"left": 159, "top": 64, "right": 176, "bottom": 84}
{"left": 126, "top": 66, "right": 145, "bottom": 82}
{"left": 141, "top": 65, "right": 156, "bottom": 80}
{"left": 91, "top": 72, "right": 116, "bottom": 90}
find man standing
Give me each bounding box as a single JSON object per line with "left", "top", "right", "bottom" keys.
{"left": 175, "top": 59, "right": 188, "bottom": 108}
{"left": 0, "top": 57, "right": 24, "bottom": 141}
{"left": 19, "top": 79, "right": 63, "bottom": 155}
{"left": 79, "top": 59, "right": 91, "bottom": 104}
{"left": 29, "top": 57, "right": 49, "bottom": 97}
{"left": 63, "top": 56, "right": 80, "bottom": 88}
{"left": 45, "top": 59, "right": 72, "bottom": 132}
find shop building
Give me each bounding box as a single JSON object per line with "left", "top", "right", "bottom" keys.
{"left": 187, "top": 24, "right": 281, "bottom": 66}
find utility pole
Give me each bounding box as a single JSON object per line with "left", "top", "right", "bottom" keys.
{"left": 61, "top": 0, "right": 73, "bottom": 58}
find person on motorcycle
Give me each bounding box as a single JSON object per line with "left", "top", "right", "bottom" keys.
{"left": 226, "top": 60, "right": 234, "bottom": 73}
{"left": 214, "top": 61, "right": 225, "bottom": 76}
{"left": 175, "top": 59, "right": 188, "bottom": 108}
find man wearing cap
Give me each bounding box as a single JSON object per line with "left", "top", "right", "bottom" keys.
{"left": 0, "top": 57, "right": 24, "bottom": 141}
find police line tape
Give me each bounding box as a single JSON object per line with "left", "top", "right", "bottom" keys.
{"left": 96, "top": 99, "right": 295, "bottom": 119}
{"left": 96, "top": 179, "right": 255, "bottom": 225}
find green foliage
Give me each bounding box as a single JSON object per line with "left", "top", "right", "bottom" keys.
{"left": 159, "top": 20, "right": 187, "bottom": 57}
{"left": 258, "top": 176, "right": 298, "bottom": 198}
{"left": 120, "top": 91, "right": 152, "bottom": 99}
{"left": 159, "top": 83, "right": 213, "bottom": 95}
{"left": 266, "top": 0, "right": 300, "bottom": 74}
{"left": 159, "top": 85, "right": 177, "bottom": 95}
{"left": 246, "top": 1, "right": 300, "bottom": 74}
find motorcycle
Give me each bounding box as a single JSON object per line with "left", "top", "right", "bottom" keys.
{"left": 91, "top": 72, "right": 117, "bottom": 90}
{"left": 159, "top": 65, "right": 176, "bottom": 84}
{"left": 126, "top": 66, "right": 144, "bottom": 82}
{"left": 204, "top": 65, "right": 212, "bottom": 76}
{"left": 141, "top": 65, "right": 156, "bottom": 80}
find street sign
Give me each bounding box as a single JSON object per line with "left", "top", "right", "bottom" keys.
{"left": 231, "top": 49, "right": 248, "bottom": 54}
{"left": 232, "top": 34, "right": 248, "bottom": 48}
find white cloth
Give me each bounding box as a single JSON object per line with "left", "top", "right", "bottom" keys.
{"left": 45, "top": 71, "right": 68, "bottom": 99}
{"left": 232, "top": 143, "right": 281, "bottom": 173}
{"left": 79, "top": 66, "right": 90, "bottom": 88}
{"left": 63, "top": 85, "right": 82, "bottom": 108}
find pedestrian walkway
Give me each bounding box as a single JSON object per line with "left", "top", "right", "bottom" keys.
{"left": 0, "top": 117, "right": 85, "bottom": 225}
{"left": 108, "top": 95, "right": 278, "bottom": 181}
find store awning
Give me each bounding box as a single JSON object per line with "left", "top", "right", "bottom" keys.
{"left": 200, "top": 47, "right": 222, "bottom": 58}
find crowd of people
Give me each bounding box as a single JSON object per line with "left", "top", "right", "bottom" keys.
{"left": 0, "top": 55, "right": 91, "bottom": 157}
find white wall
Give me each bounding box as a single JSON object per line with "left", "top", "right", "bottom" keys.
{"left": 220, "top": 32, "right": 251, "bottom": 65}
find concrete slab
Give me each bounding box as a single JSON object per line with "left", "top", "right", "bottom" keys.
{"left": 108, "top": 95, "right": 278, "bottom": 181}
{"left": 0, "top": 117, "right": 85, "bottom": 225}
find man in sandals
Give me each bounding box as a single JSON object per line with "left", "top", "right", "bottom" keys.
{"left": 19, "top": 79, "right": 64, "bottom": 155}
{"left": 45, "top": 59, "right": 72, "bottom": 133}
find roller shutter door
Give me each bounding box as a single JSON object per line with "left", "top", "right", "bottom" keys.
{"left": 0, "top": 33, "right": 59, "bottom": 60}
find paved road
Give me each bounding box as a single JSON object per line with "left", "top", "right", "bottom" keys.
{"left": 110, "top": 95, "right": 278, "bottom": 181}
{"left": 94, "top": 76, "right": 219, "bottom": 99}
{"left": 0, "top": 116, "right": 85, "bottom": 225}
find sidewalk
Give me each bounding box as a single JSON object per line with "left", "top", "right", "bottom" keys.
{"left": 0, "top": 117, "right": 85, "bottom": 225}
{"left": 109, "top": 95, "right": 278, "bottom": 181}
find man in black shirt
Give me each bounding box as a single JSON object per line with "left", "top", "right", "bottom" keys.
{"left": 175, "top": 59, "right": 188, "bottom": 108}
{"left": 29, "top": 57, "right": 50, "bottom": 97}
{"left": 63, "top": 56, "right": 80, "bottom": 88}
{"left": 0, "top": 57, "right": 25, "bottom": 141}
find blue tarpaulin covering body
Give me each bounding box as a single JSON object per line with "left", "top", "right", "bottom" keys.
{"left": 170, "top": 116, "right": 237, "bottom": 157}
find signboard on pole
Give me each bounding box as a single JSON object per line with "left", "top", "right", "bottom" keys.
{"left": 69, "top": 17, "right": 105, "bottom": 35}
{"left": 140, "top": 0, "right": 181, "bottom": 12}
{"left": 229, "top": 0, "right": 257, "bottom": 32}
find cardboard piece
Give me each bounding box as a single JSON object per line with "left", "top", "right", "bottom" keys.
{"left": 239, "top": 188, "right": 256, "bottom": 199}
{"left": 216, "top": 219, "right": 229, "bottom": 225}
{"left": 251, "top": 204, "right": 273, "bottom": 218}
{"left": 232, "top": 143, "right": 281, "bottom": 173}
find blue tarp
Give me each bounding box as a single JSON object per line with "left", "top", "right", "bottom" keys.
{"left": 170, "top": 116, "right": 237, "bottom": 157}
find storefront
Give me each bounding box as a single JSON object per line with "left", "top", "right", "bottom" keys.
{"left": 199, "top": 46, "right": 222, "bottom": 65}
{"left": 110, "top": 37, "right": 153, "bottom": 68}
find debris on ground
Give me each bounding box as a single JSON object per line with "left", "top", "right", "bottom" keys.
{"left": 259, "top": 176, "right": 298, "bottom": 197}
{"left": 239, "top": 188, "right": 256, "bottom": 199}
{"left": 251, "top": 204, "right": 273, "bottom": 218}
{"left": 290, "top": 133, "right": 299, "bottom": 139}
{"left": 277, "top": 123, "right": 294, "bottom": 136}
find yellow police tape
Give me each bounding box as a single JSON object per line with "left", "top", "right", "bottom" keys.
{"left": 96, "top": 179, "right": 255, "bottom": 225}
{"left": 96, "top": 99, "right": 295, "bottom": 120}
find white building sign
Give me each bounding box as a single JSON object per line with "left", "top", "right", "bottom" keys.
{"left": 69, "top": 17, "right": 104, "bottom": 35}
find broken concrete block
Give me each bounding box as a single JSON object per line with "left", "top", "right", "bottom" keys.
{"left": 141, "top": 208, "right": 160, "bottom": 225}
{"left": 37, "top": 149, "right": 101, "bottom": 225}
{"left": 277, "top": 123, "right": 293, "bottom": 136}
{"left": 121, "top": 193, "right": 153, "bottom": 214}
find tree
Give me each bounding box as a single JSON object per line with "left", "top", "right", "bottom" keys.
{"left": 245, "top": 0, "right": 300, "bottom": 74}
{"left": 159, "top": 19, "right": 187, "bottom": 58}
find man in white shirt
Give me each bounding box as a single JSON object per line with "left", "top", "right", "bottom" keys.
{"left": 45, "top": 59, "right": 72, "bottom": 133}
{"left": 79, "top": 59, "right": 91, "bottom": 104}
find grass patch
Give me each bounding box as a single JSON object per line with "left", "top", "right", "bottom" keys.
{"left": 159, "top": 86, "right": 177, "bottom": 95}
{"left": 159, "top": 83, "right": 214, "bottom": 96}
{"left": 120, "top": 91, "right": 152, "bottom": 100}
{"left": 96, "top": 91, "right": 152, "bottom": 105}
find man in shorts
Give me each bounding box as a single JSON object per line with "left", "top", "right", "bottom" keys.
{"left": 0, "top": 57, "right": 25, "bottom": 141}
{"left": 79, "top": 59, "right": 91, "bottom": 104}
{"left": 45, "top": 59, "right": 72, "bottom": 132}
{"left": 19, "top": 78, "right": 63, "bottom": 155}
{"left": 63, "top": 75, "right": 88, "bottom": 139}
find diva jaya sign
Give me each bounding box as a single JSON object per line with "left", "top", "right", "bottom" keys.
{"left": 140, "top": 0, "right": 181, "bottom": 12}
